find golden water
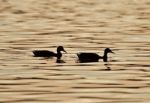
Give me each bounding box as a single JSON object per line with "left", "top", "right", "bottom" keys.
{"left": 0, "top": 0, "right": 150, "bottom": 102}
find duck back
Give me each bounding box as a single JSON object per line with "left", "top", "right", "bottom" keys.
{"left": 77, "top": 53, "right": 102, "bottom": 63}
{"left": 33, "top": 50, "right": 57, "bottom": 57}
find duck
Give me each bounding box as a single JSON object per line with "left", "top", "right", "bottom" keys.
{"left": 77, "top": 48, "right": 114, "bottom": 63}
{"left": 33, "top": 46, "right": 66, "bottom": 59}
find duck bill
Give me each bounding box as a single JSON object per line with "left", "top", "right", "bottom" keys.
{"left": 63, "top": 50, "right": 67, "bottom": 53}
{"left": 111, "top": 51, "right": 115, "bottom": 54}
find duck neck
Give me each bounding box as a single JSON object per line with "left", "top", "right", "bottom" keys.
{"left": 57, "top": 50, "right": 62, "bottom": 60}
{"left": 103, "top": 51, "right": 108, "bottom": 62}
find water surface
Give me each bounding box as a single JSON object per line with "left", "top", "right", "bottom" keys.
{"left": 0, "top": 0, "right": 150, "bottom": 103}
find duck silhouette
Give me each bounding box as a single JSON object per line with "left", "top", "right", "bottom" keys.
{"left": 33, "top": 46, "right": 66, "bottom": 60}
{"left": 77, "top": 48, "right": 114, "bottom": 63}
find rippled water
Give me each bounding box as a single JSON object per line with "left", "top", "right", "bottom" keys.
{"left": 0, "top": 0, "right": 150, "bottom": 103}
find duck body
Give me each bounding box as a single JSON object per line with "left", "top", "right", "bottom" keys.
{"left": 77, "top": 53, "right": 102, "bottom": 63}
{"left": 32, "top": 46, "right": 66, "bottom": 59}
{"left": 77, "top": 48, "right": 114, "bottom": 63}
{"left": 33, "top": 50, "right": 57, "bottom": 57}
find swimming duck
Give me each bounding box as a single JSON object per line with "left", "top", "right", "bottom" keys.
{"left": 33, "top": 46, "right": 66, "bottom": 59}
{"left": 77, "top": 48, "right": 114, "bottom": 63}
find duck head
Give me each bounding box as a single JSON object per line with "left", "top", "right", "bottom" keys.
{"left": 105, "top": 48, "right": 114, "bottom": 54}
{"left": 57, "top": 46, "right": 67, "bottom": 53}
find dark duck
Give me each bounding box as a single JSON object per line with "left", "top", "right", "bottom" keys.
{"left": 33, "top": 46, "right": 66, "bottom": 60}
{"left": 77, "top": 48, "right": 114, "bottom": 63}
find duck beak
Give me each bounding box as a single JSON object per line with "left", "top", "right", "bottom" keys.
{"left": 110, "top": 51, "right": 115, "bottom": 54}
{"left": 63, "top": 50, "right": 67, "bottom": 53}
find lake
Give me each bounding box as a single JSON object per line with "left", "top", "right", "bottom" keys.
{"left": 0, "top": 0, "right": 150, "bottom": 103}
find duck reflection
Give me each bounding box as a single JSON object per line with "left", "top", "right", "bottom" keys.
{"left": 104, "top": 63, "right": 111, "bottom": 71}
{"left": 56, "top": 59, "right": 66, "bottom": 63}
